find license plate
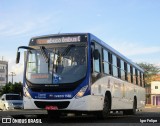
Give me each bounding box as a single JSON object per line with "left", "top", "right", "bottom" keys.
{"left": 45, "top": 106, "right": 58, "bottom": 110}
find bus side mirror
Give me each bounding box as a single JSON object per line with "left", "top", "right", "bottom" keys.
{"left": 93, "top": 49, "right": 99, "bottom": 60}
{"left": 16, "top": 52, "right": 20, "bottom": 64}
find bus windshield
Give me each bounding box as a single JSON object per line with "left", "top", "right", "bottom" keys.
{"left": 26, "top": 43, "right": 87, "bottom": 84}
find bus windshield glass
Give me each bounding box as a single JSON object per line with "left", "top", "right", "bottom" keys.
{"left": 26, "top": 43, "right": 87, "bottom": 84}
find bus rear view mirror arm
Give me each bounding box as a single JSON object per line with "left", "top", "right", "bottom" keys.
{"left": 16, "top": 46, "right": 35, "bottom": 64}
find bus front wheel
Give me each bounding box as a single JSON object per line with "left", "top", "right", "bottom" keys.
{"left": 97, "top": 95, "right": 110, "bottom": 119}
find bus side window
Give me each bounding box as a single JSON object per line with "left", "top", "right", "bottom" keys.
{"left": 94, "top": 52, "right": 100, "bottom": 73}
{"left": 102, "top": 49, "right": 109, "bottom": 74}
{"left": 112, "top": 54, "right": 118, "bottom": 77}
{"left": 92, "top": 42, "right": 101, "bottom": 73}
{"left": 135, "top": 69, "right": 138, "bottom": 85}
{"left": 117, "top": 57, "right": 121, "bottom": 78}
{"left": 137, "top": 70, "right": 140, "bottom": 86}
{"left": 133, "top": 67, "right": 136, "bottom": 84}
{"left": 124, "top": 62, "right": 127, "bottom": 81}
{"left": 108, "top": 52, "right": 112, "bottom": 75}
{"left": 140, "top": 72, "right": 142, "bottom": 87}
{"left": 127, "top": 64, "right": 131, "bottom": 83}
{"left": 130, "top": 66, "right": 133, "bottom": 83}
{"left": 142, "top": 73, "right": 145, "bottom": 87}
{"left": 120, "top": 60, "right": 125, "bottom": 81}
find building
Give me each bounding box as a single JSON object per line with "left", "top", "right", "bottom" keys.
{"left": 145, "top": 74, "right": 160, "bottom": 105}
{"left": 151, "top": 81, "right": 160, "bottom": 106}
{"left": 0, "top": 60, "right": 8, "bottom": 89}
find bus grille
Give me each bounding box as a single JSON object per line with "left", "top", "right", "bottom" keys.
{"left": 34, "top": 101, "right": 70, "bottom": 109}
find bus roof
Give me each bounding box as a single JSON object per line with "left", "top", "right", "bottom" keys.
{"left": 30, "top": 33, "right": 88, "bottom": 40}
{"left": 89, "top": 33, "right": 144, "bottom": 72}
{"left": 30, "top": 33, "right": 144, "bottom": 72}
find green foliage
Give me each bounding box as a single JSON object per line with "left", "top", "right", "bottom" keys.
{"left": 0, "top": 82, "right": 23, "bottom": 96}
{"left": 137, "top": 62, "right": 160, "bottom": 84}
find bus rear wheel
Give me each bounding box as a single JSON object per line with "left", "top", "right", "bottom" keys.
{"left": 123, "top": 98, "right": 137, "bottom": 115}
{"left": 97, "top": 95, "right": 110, "bottom": 119}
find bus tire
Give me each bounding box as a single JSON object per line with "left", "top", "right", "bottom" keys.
{"left": 123, "top": 98, "right": 137, "bottom": 115}
{"left": 97, "top": 95, "right": 110, "bottom": 119}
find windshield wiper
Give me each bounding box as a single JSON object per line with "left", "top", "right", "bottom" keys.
{"left": 61, "top": 44, "right": 75, "bottom": 56}
{"left": 52, "top": 44, "right": 75, "bottom": 73}
{"left": 40, "top": 46, "right": 49, "bottom": 63}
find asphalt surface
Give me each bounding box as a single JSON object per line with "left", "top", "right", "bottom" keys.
{"left": 0, "top": 108, "right": 160, "bottom": 126}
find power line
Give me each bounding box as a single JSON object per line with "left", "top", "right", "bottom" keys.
{"left": 8, "top": 72, "right": 16, "bottom": 84}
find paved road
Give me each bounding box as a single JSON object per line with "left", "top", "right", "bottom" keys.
{"left": 0, "top": 108, "right": 160, "bottom": 126}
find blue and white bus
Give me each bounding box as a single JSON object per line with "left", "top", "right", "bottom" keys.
{"left": 16, "top": 33, "right": 145, "bottom": 118}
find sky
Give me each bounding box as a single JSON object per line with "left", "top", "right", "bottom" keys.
{"left": 0, "top": 0, "right": 160, "bottom": 82}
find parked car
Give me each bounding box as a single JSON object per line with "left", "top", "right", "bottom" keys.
{"left": 0, "top": 93, "right": 23, "bottom": 111}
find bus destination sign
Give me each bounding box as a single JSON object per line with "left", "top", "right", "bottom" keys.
{"left": 30, "top": 35, "right": 87, "bottom": 45}
{"left": 37, "top": 36, "right": 80, "bottom": 44}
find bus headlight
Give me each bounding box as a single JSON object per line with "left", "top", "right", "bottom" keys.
{"left": 75, "top": 85, "right": 88, "bottom": 98}
{"left": 24, "top": 87, "right": 32, "bottom": 99}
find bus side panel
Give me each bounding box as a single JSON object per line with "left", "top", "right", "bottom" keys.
{"left": 110, "top": 77, "right": 135, "bottom": 110}
{"left": 135, "top": 86, "right": 145, "bottom": 109}
{"left": 91, "top": 75, "right": 145, "bottom": 111}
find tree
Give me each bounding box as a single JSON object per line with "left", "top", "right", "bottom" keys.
{"left": 0, "top": 82, "right": 23, "bottom": 96}
{"left": 137, "top": 63, "right": 160, "bottom": 84}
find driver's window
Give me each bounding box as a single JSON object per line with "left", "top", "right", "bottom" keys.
{"left": 94, "top": 57, "right": 100, "bottom": 72}
{"left": 27, "top": 53, "right": 36, "bottom": 73}
{"left": 93, "top": 43, "right": 100, "bottom": 73}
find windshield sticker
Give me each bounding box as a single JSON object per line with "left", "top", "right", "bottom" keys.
{"left": 53, "top": 94, "right": 72, "bottom": 99}
{"left": 53, "top": 74, "right": 61, "bottom": 84}
{"left": 38, "top": 94, "right": 46, "bottom": 98}
{"left": 31, "top": 74, "right": 49, "bottom": 79}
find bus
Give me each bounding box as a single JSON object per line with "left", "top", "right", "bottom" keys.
{"left": 16, "top": 33, "right": 145, "bottom": 118}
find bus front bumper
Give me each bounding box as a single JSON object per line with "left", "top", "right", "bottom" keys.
{"left": 23, "top": 95, "right": 104, "bottom": 111}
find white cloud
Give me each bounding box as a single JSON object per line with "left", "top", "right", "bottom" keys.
{"left": 11, "top": 63, "right": 24, "bottom": 75}
{"left": 108, "top": 40, "right": 160, "bottom": 56}
{"left": 7, "top": 56, "right": 24, "bottom": 83}
{"left": 0, "top": 16, "right": 53, "bottom": 37}
{"left": 155, "top": 63, "right": 160, "bottom": 67}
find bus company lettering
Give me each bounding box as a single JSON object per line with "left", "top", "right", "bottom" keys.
{"left": 54, "top": 94, "right": 72, "bottom": 98}
{"left": 47, "top": 36, "right": 81, "bottom": 43}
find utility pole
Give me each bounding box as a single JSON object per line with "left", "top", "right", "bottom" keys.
{"left": 8, "top": 72, "right": 16, "bottom": 84}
